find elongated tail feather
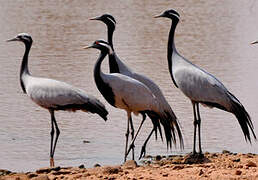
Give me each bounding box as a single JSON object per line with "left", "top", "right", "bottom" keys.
{"left": 164, "top": 110, "right": 184, "bottom": 149}
{"left": 84, "top": 99, "right": 108, "bottom": 121}
{"left": 147, "top": 113, "right": 164, "bottom": 141}
{"left": 228, "top": 92, "right": 256, "bottom": 142}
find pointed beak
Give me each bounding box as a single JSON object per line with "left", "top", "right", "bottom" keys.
{"left": 83, "top": 45, "right": 92, "bottom": 49}
{"left": 154, "top": 13, "right": 164, "bottom": 18}
{"left": 6, "top": 37, "right": 19, "bottom": 42}
{"left": 251, "top": 40, "right": 258, "bottom": 45}
{"left": 89, "top": 16, "right": 101, "bottom": 21}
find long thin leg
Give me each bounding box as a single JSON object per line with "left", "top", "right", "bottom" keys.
{"left": 138, "top": 115, "right": 163, "bottom": 159}
{"left": 49, "top": 110, "right": 55, "bottom": 166}
{"left": 126, "top": 114, "right": 146, "bottom": 157}
{"left": 124, "top": 112, "right": 131, "bottom": 162}
{"left": 139, "top": 128, "right": 155, "bottom": 159}
{"left": 192, "top": 102, "right": 198, "bottom": 154}
{"left": 52, "top": 113, "right": 60, "bottom": 159}
{"left": 129, "top": 114, "right": 135, "bottom": 160}
{"left": 196, "top": 103, "right": 202, "bottom": 154}
{"left": 49, "top": 110, "right": 60, "bottom": 167}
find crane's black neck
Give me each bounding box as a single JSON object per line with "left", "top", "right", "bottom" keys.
{"left": 107, "top": 26, "right": 114, "bottom": 51}
{"left": 167, "top": 19, "right": 179, "bottom": 88}
{"left": 94, "top": 51, "right": 116, "bottom": 107}
{"left": 108, "top": 53, "right": 120, "bottom": 73}
{"left": 20, "top": 42, "right": 32, "bottom": 93}
{"left": 106, "top": 26, "right": 121, "bottom": 73}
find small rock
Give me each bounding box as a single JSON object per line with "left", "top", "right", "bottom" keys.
{"left": 103, "top": 166, "right": 122, "bottom": 174}
{"left": 163, "top": 173, "right": 169, "bottom": 177}
{"left": 94, "top": 163, "right": 101, "bottom": 167}
{"left": 83, "top": 140, "right": 90, "bottom": 144}
{"left": 123, "top": 160, "right": 138, "bottom": 169}
{"left": 235, "top": 170, "right": 242, "bottom": 175}
{"left": 74, "top": 174, "right": 82, "bottom": 179}
{"left": 211, "top": 153, "right": 218, "bottom": 158}
{"left": 183, "top": 153, "right": 208, "bottom": 164}
{"left": 0, "top": 169, "right": 12, "bottom": 176}
{"left": 155, "top": 155, "right": 162, "bottom": 161}
{"left": 51, "top": 170, "right": 71, "bottom": 175}
{"left": 83, "top": 173, "right": 91, "bottom": 177}
{"left": 237, "top": 165, "right": 243, "bottom": 168}
{"left": 171, "top": 156, "right": 183, "bottom": 164}
{"left": 246, "top": 161, "right": 257, "bottom": 167}
{"left": 233, "top": 158, "right": 240, "bottom": 162}
{"left": 247, "top": 153, "right": 254, "bottom": 157}
{"left": 97, "top": 175, "right": 103, "bottom": 178}
{"left": 36, "top": 167, "right": 60, "bottom": 174}
{"left": 31, "top": 174, "right": 50, "bottom": 180}
{"left": 199, "top": 169, "right": 204, "bottom": 176}
{"left": 204, "top": 152, "right": 210, "bottom": 156}
{"left": 27, "top": 173, "right": 38, "bottom": 178}
{"left": 222, "top": 150, "right": 231, "bottom": 154}
{"left": 172, "top": 165, "right": 184, "bottom": 170}
{"left": 78, "top": 164, "right": 85, "bottom": 169}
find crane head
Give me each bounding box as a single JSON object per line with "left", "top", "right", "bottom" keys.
{"left": 7, "top": 33, "right": 33, "bottom": 44}
{"left": 154, "top": 9, "right": 180, "bottom": 21}
{"left": 90, "top": 14, "right": 116, "bottom": 30}
{"left": 83, "top": 40, "right": 113, "bottom": 55}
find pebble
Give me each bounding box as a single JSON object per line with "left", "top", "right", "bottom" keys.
{"left": 199, "top": 169, "right": 204, "bottom": 176}
{"left": 31, "top": 174, "right": 50, "bottom": 180}
{"left": 94, "top": 163, "right": 101, "bottom": 168}
{"left": 27, "top": 173, "right": 38, "bottom": 178}
{"left": 246, "top": 161, "right": 257, "bottom": 167}
{"left": 36, "top": 167, "right": 60, "bottom": 174}
{"left": 172, "top": 165, "right": 184, "bottom": 170}
{"left": 222, "top": 150, "right": 231, "bottom": 154}
{"left": 232, "top": 158, "right": 240, "bottom": 162}
{"left": 103, "top": 166, "right": 122, "bottom": 174}
{"left": 235, "top": 170, "right": 242, "bottom": 175}
{"left": 51, "top": 170, "right": 71, "bottom": 175}
{"left": 123, "top": 160, "right": 138, "bottom": 169}
{"left": 78, "top": 164, "right": 85, "bottom": 169}
{"left": 163, "top": 173, "right": 169, "bottom": 177}
{"left": 0, "top": 169, "right": 12, "bottom": 176}
{"left": 155, "top": 155, "right": 162, "bottom": 161}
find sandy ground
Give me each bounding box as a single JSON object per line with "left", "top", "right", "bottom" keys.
{"left": 0, "top": 151, "right": 258, "bottom": 180}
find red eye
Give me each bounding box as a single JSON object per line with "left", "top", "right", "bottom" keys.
{"left": 96, "top": 41, "right": 99, "bottom": 45}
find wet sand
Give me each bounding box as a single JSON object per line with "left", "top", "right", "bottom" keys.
{"left": 1, "top": 151, "right": 257, "bottom": 180}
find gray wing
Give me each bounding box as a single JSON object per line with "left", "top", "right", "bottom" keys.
{"left": 174, "top": 64, "right": 232, "bottom": 110}
{"left": 102, "top": 73, "right": 158, "bottom": 113}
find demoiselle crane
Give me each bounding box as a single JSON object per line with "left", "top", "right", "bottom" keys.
{"left": 7, "top": 33, "right": 108, "bottom": 167}
{"left": 155, "top": 9, "right": 256, "bottom": 156}
{"left": 90, "top": 14, "right": 183, "bottom": 159}
{"left": 84, "top": 40, "right": 177, "bottom": 162}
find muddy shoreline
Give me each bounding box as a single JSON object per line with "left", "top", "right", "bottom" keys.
{"left": 1, "top": 151, "right": 257, "bottom": 179}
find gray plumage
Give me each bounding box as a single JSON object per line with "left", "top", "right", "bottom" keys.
{"left": 90, "top": 14, "right": 183, "bottom": 158}
{"left": 24, "top": 75, "right": 107, "bottom": 117}
{"left": 85, "top": 40, "right": 175, "bottom": 162}
{"left": 7, "top": 33, "right": 108, "bottom": 167}
{"left": 156, "top": 9, "right": 256, "bottom": 155}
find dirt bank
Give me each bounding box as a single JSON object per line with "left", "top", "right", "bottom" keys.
{"left": 1, "top": 151, "right": 257, "bottom": 180}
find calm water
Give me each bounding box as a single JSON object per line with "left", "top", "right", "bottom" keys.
{"left": 0, "top": 0, "right": 258, "bottom": 172}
